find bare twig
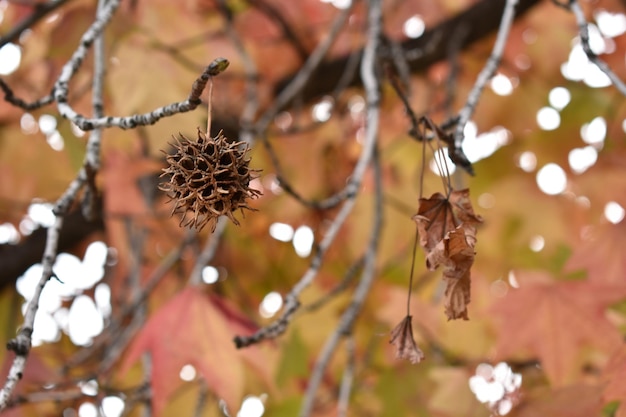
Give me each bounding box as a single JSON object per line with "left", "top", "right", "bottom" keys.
{"left": 53, "top": 0, "right": 229, "bottom": 132}
{"left": 1, "top": 216, "right": 74, "bottom": 409}
{"left": 303, "top": 257, "right": 364, "bottom": 313}
{"left": 0, "top": 0, "right": 72, "bottom": 48}
{"left": 234, "top": 5, "right": 378, "bottom": 344}
{"left": 337, "top": 336, "right": 356, "bottom": 417}
{"left": 453, "top": 0, "right": 518, "bottom": 153}
{"left": 568, "top": 0, "right": 626, "bottom": 96}
{"left": 189, "top": 217, "right": 228, "bottom": 285}
{"left": 255, "top": 5, "right": 353, "bottom": 131}
{"left": 216, "top": 0, "right": 259, "bottom": 146}
{"left": 255, "top": 4, "right": 357, "bottom": 209}
{"left": 0, "top": 78, "right": 55, "bottom": 110}
{"left": 246, "top": 0, "right": 309, "bottom": 61}
{"left": 81, "top": 0, "right": 107, "bottom": 221}
{"left": 300, "top": 1, "right": 383, "bottom": 411}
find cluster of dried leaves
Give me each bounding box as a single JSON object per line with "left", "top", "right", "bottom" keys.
{"left": 390, "top": 189, "right": 482, "bottom": 364}
{"left": 414, "top": 189, "right": 483, "bottom": 320}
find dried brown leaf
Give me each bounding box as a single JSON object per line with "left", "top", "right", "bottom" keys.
{"left": 389, "top": 315, "right": 425, "bottom": 364}
{"left": 413, "top": 192, "right": 457, "bottom": 253}
{"left": 443, "top": 271, "right": 471, "bottom": 320}
{"left": 414, "top": 190, "right": 481, "bottom": 321}
{"left": 413, "top": 189, "right": 483, "bottom": 253}
{"left": 426, "top": 226, "right": 476, "bottom": 278}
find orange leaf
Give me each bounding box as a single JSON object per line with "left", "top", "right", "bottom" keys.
{"left": 490, "top": 272, "right": 626, "bottom": 385}
{"left": 509, "top": 384, "right": 603, "bottom": 417}
{"left": 603, "top": 345, "right": 626, "bottom": 417}
{"left": 566, "top": 221, "right": 626, "bottom": 285}
{"left": 120, "top": 287, "right": 259, "bottom": 416}
{"left": 102, "top": 149, "right": 163, "bottom": 216}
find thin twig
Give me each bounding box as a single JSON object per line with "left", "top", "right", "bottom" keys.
{"left": 65, "top": 232, "right": 195, "bottom": 370}
{"left": 82, "top": 0, "right": 106, "bottom": 220}
{"left": 256, "top": 4, "right": 359, "bottom": 210}
{"left": 1, "top": 217, "right": 72, "bottom": 409}
{"left": 255, "top": 5, "right": 354, "bottom": 131}
{"left": 0, "top": 0, "right": 72, "bottom": 48}
{"left": 234, "top": 8, "right": 378, "bottom": 344}
{"left": 300, "top": 145, "right": 383, "bottom": 417}
{"left": 303, "top": 257, "right": 364, "bottom": 313}
{"left": 0, "top": 78, "right": 55, "bottom": 110}
{"left": 246, "top": 0, "right": 309, "bottom": 61}
{"left": 337, "top": 336, "right": 356, "bottom": 417}
{"left": 568, "top": 0, "right": 626, "bottom": 96}
{"left": 217, "top": 0, "right": 259, "bottom": 146}
{"left": 189, "top": 217, "right": 228, "bottom": 285}
{"left": 453, "top": 0, "right": 518, "bottom": 149}
{"left": 300, "top": 0, "right": 383, "bottom": 413}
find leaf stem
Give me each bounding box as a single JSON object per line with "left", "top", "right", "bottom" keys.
{"left": 407, "top": 227, "right": 419, "bottom": 316}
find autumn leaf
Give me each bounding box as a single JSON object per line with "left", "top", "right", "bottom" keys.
{"left": 426, "top": 227, "right": 474, "bottom": 320}
{"left": 428, "top": 367, "right": 484, "bottom": 417}
{"left": 508, "top": 384, "right": 604, "bottom": 417}
{"left": 389, "top": 315, "right": 424, "bottom": 364}
{"left": 490, "top": 271, "right": 626, "bottom": 385}
{"left": 414, "top": 190, "right": 481, "bottom": 320}
{"left": 413, "top": 189, "right": 482, "bottom": 253}
{"left": 443, "top": 271, "right": 471, "bottom": 321}
{"left": 102, "top": 149, "right": 163, "bottom": 216}
{"left": 566, "top": 221, "right": 626, "bottom": 285}
{"left": 120, "top": 287, "right": 260, "bottom": 417}
{"left": 602, "top": 345, "right": 626, "bottom": 417}
{"left": 426, "top": 226, "right": 475, "bottom": 278}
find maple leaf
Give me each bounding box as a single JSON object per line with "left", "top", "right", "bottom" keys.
{"left": 120, "top": 287, "right": 260, "bottom": 417}
{"left": 102, "top": 148, "right": 163, "bottom": 216}
{"left": 426, "top": 226, "right": 474, "bottom": 320}
{"left": 426, "top": 226, "right": 475, "bottom": 278}
{"left": 508, "top": 384, "right": 604, "bottom": 417}
{"left": 413, "top": 189, "right": 482, "bottom": 253}
{"left": 415, "top": 190, "right": 481, "bottom": 320}
{"left": 490, "top": 271, "right": 626, "bottom": 386}
{"left": 389, "top": 315, "right": 425, "bottom": 364}
{"left": 602, "top": 345, "right": 626, "bottom": 417}
{"left": 443, "top": 271, "right": 471, "bottom": 321}
{"left": 566, "top": 221, "right": 626, "bottom": 285}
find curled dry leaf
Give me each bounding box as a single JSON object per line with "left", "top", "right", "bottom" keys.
{"left": 443, "top": 271, "right": 471, "bottom": 320}
{"left": 413, "top": 189, "right": 482, "bottom": 320}
{"left": 389, "top": 315, "right": 425, "bottom": 364}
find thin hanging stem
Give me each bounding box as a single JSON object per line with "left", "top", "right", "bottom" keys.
{"left": 419, "top": 123, "right": 426, "bottom": 200}
{"left": 206, "top": 77, "right": 214, "bottom": 135}
{"left": 406, "top": 227, "right": 420, "bottom": 316}
{"left": 427, "top": 140, "right": 450, "bottom": 193}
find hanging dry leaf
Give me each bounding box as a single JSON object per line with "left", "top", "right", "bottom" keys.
{"left": 413, "top": 189, "right": 483, "bottom": 254}
{"left": 426, "top": 226, "right": 475, "bottom": 277}
{"left": 389, "top": 315, "right": 425, "bottom": 364}
{"left": 443, "top": 271, "right": 471, "bottom": 320}
{"left": 447, "top": 189, "right": 483, "bottom": 229}
{"left": 413, "top": 190, "right": 481, "bottom": 320}
{"left": 413, "top": 192, "right": 457, "bottom": 253}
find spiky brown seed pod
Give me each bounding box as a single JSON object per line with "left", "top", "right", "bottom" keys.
{"left": 159, "top": 128, "right": 261, "bottom": 231}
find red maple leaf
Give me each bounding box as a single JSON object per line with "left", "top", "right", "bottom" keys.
{"left": 490, "top": 271, "right": 626, "bottom": 385}
{"left": 120, "top": 287, "right": 261, "bottom": 416}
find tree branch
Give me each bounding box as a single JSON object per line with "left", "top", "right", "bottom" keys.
{"left": 0, "top": 0, "right": 73, "bottom": 49}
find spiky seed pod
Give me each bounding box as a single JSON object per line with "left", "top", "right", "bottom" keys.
{"left": 159, "top": 128, "right": 261, "bottom": 231}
